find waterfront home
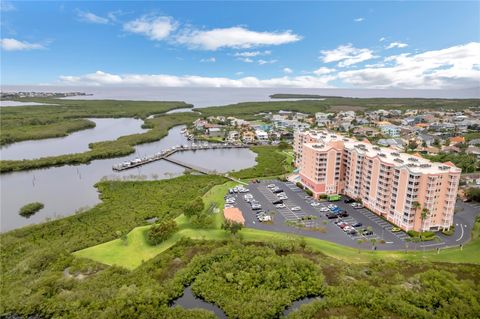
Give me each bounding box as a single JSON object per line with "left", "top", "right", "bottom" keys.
{"left": 255, "top": 130, "right": 269, "bottom": 142}
{"left": 207, "top": 127, "right": 225, "bottom": 138}
{"left": 242, "top": 131, "right": 255, "bottom": 143}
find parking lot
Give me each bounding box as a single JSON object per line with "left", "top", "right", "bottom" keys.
{"left": 227, "top": 180, "right": 479, "bottom": 251}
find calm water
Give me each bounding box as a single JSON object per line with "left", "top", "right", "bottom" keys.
{"left": 1, "top": 118, "right": 146, "bottom": 160}
{"left": 3, "top": 86, "right": 478, "bottom": 107}
{"left": 172, "top": 285, "right": 321, "bottom": 318}
{"left": 0, "top": 126, "right": 256, "bottom": 232}
{"left": 0, "top": 100, "right": 54, "bottom": 107}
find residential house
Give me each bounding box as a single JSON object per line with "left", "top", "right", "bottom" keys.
{"left": 242, "top": 131, "right": 255, "bottom": 143}
{"left": 315, "top": 112, "right": 333, "bottom": 127}
{"left": 379, "top": 125, "right": 401, "bottom": 137}
{"left": 255, "top": 130, "right": 269, "bottom": 142}
{"left": 449, "top": 136, "right": 465, "bottom": 145}
{"left": 207, "top": 127, "right": 225, "bottom": 138}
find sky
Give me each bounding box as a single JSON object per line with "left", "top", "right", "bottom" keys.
{"left": 1, "top": 1, "right": 479, "bottom": 89}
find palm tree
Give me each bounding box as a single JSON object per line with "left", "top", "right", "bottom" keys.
{"left": 420, "top": 208, "right": 430, "bottom": 237}
{"left": 412, "top": 201, "right": 421, "bottom": 229}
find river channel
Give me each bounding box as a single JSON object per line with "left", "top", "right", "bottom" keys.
{"left": 0, "top": 125, "right": 257, "bottom": 232}
{"left": 0, "top": 118, "right": 147, "bottom": 160}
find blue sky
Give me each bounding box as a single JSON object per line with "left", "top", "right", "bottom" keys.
{"left": 1, "top": 1, "right": 479, "bottom": 89}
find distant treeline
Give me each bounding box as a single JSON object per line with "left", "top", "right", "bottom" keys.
{"left": 270, "top": 94, "right": 343, "bottom": 99}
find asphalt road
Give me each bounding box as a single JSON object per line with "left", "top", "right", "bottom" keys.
{"left": 229, "top": 180, "right": 479, "bottom": 251}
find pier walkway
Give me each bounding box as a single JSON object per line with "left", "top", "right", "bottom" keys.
{"left": 112, "top": 143, "right": 249, "bottom": 173}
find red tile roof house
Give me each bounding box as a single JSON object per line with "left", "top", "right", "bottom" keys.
{"left": 223, "top": 207, "right": 245, "bottom": 225}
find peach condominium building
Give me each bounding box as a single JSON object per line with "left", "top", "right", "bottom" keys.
{"left": 294, "top": 130, "right": 461, "bottom": 232}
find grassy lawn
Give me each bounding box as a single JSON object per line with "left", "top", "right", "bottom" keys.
{"left": 75, "top": 181, "right": 480, "bottom": 270}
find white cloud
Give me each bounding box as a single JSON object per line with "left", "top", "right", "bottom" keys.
{"left": 354, "top": 17, "right": 364, "bottom": 22}
{"left": 234, "top": 50, "right": 271, "bottom": 57}
{"left": 77, "top": 11, "right": 109, "bottom": 24}
{"left": 313, "top": 67, "right": 336, "bottom": 75}
{"left": 338, "top": 42, "right": 480, "bottom": 89}
{"left": 237, "top": 57, "right": 254, "bottom": 63}
{"left": 0, "top": 38, "right": 44, "bottom": 51}
{"left": 379, "top": 37, "right": 386, "bottom": 42}
{"left": 385, "top": 41, "right": 408, "bottom": 49}
{"left": 58, "top": 70, "right": 336, "bottom": 88}
{"left": 320, "top": 44, "right": 378, "bottom": 67}
{"left": 176, "top": 26, "right": 301, "bottom": 50}
{"left": 200, "top": 57, "right": 216, "bottom": 63}
{"left": 258, "top": 59, "right": 277, "bottom": 65}
{"left": 283, "top": 67, "right": 293, "bottom": 74}
{"left": 124, "top": 16, "right": 177, "bottom": 41}
{"left": 0, "top": 1, "right": 15, "bottom": 12}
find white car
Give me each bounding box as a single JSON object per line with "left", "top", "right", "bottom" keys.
{"left": 224, "top": 204, "right": 234, "bottom": 208}
{"left": 259, "top": 215, "right": 272, "bottom": 222}
{"left": 310, "top": 202, "right": 320, "bottom": 207}
{"left": 275, "top": 204, "right": 286, "bottom": 208}
{"left": 291, "top": 206, "right": 301, "bottom": 211}
{"left": 267, "top": 184, "right": 276, "bottom": 188}
{"left": 319, "top": 207, "right": 329, "bottom": 212}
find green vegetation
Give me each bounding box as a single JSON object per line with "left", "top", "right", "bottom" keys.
{"left": 270, "top": 93, "right": 342, "bottom": 99}
{"left": 1, "top": 118, "right": 96, "bottom": 145}
{"left": 221, "top": 219, "right": 243, "bottom": 236}
{"left": 230, "top": 145, "right": 292, "bottom": 179}
{"left": 1, "top": 175, "right": 480, "bottom": 318}
{"left": 196, "top": 98, "right": 480, "bottom": 119}
{"left": 0, "top": 113, "right": 197, "bottom": 173}
{"left": 147, "top": 219, "right": 178, "bottom": 245}
{"left": 1, "top": 98, "right": 191, "bottom": 145}
{"left": 407, "top": 230, "right": 438, "bottom": 241}
{"left": 189, "top": 246, "right": 325, "bottom": 318}
{"left": 18, "top": 202, "right": 44, "bottom": 218}
{"left": 465, "top": 187, "right": 480, "bottom": 202}
{"left": 287, "top": 264, "right": 480, "bottom": 319}
{"left": 424, "top": 152, "right": 480, "bottom": 173}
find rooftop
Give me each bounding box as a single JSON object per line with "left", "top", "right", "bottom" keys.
{"left": 299, "top": 130, "right": 461, "bottom": 175}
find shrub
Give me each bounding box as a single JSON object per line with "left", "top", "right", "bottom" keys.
{"left": 146, "top": 219, "right": 178, "bottom": 245}
{"left": 305, "top": 188, "right": 313, "bottom": 196}
{"left": 296, "top": 182, "right": 304, "bottom": 189}
{"left": 407, "top": 230, "right": 436, "bottom": 241}
{"left": 19, "top": 202, "right": 44, "bottom": 218}
{"left": 184, "top": 197, "right": 205, "bottom": 218}
{"left": 442, "top": 226, "right": 455, "bottom": 236}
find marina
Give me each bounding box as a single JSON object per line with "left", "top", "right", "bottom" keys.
{"left": 112, "top": 143, "right": 250, "bottom": 172}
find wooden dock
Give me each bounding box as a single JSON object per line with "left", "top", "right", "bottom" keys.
{"left": 112, "top": 143, "right": 249, "bottom": 173}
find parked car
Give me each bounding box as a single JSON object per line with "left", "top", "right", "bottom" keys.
{"left": 272, "top": 199, "right": 283, "bottom": 205}
{"left": 362, "top": 229, "right": 373, "bottom": 236}
{"left": 310, "top": 202, "right": 320, "bottom": 207}
{"left": 291, "top": 206, "right": 301, "bottom": 211}
{"left": 272, "top": 189, "right": 284, "bottom": 194}
{"left": 259, "top": 215, "right": 272, "bottom": 222}
{"left": 343, "top": 226, "right": 355, "bottom": 232}
{"left": 337, "top": 211, "right": 349, "bottom": 218}
{"left": 267, "top": 184, "right": 276, "bottom": 188}
{"left": 337, "top": 222, "right": 348, "bottom": 228}
{"left": 224, "top": 204, "right": 233, "bottom": 208}
{"left": 344, "top": 198, "right": 355, "bottom": 203}
{"left": 351, "top": 203, "right": 364, "bottom": 209}
{"left": 352, "top": 222, "right": 363, "bottom": 228}
{"left": 346, "top": 228, "right": 357, "bottom": 235}
{"left": 276, "top": 204, "right": 286, "bottom": 208}
{"left": 391, "top": 227, "right": 402, "bottom": 232}
{"left": 326, "top": 212, "right": 338, "bottom": 219}
{"left": 328, "top": 204, "right": 338, "bottom": 210}
{"left": 319, "top": 207, "right": 329, "bottom": 212}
